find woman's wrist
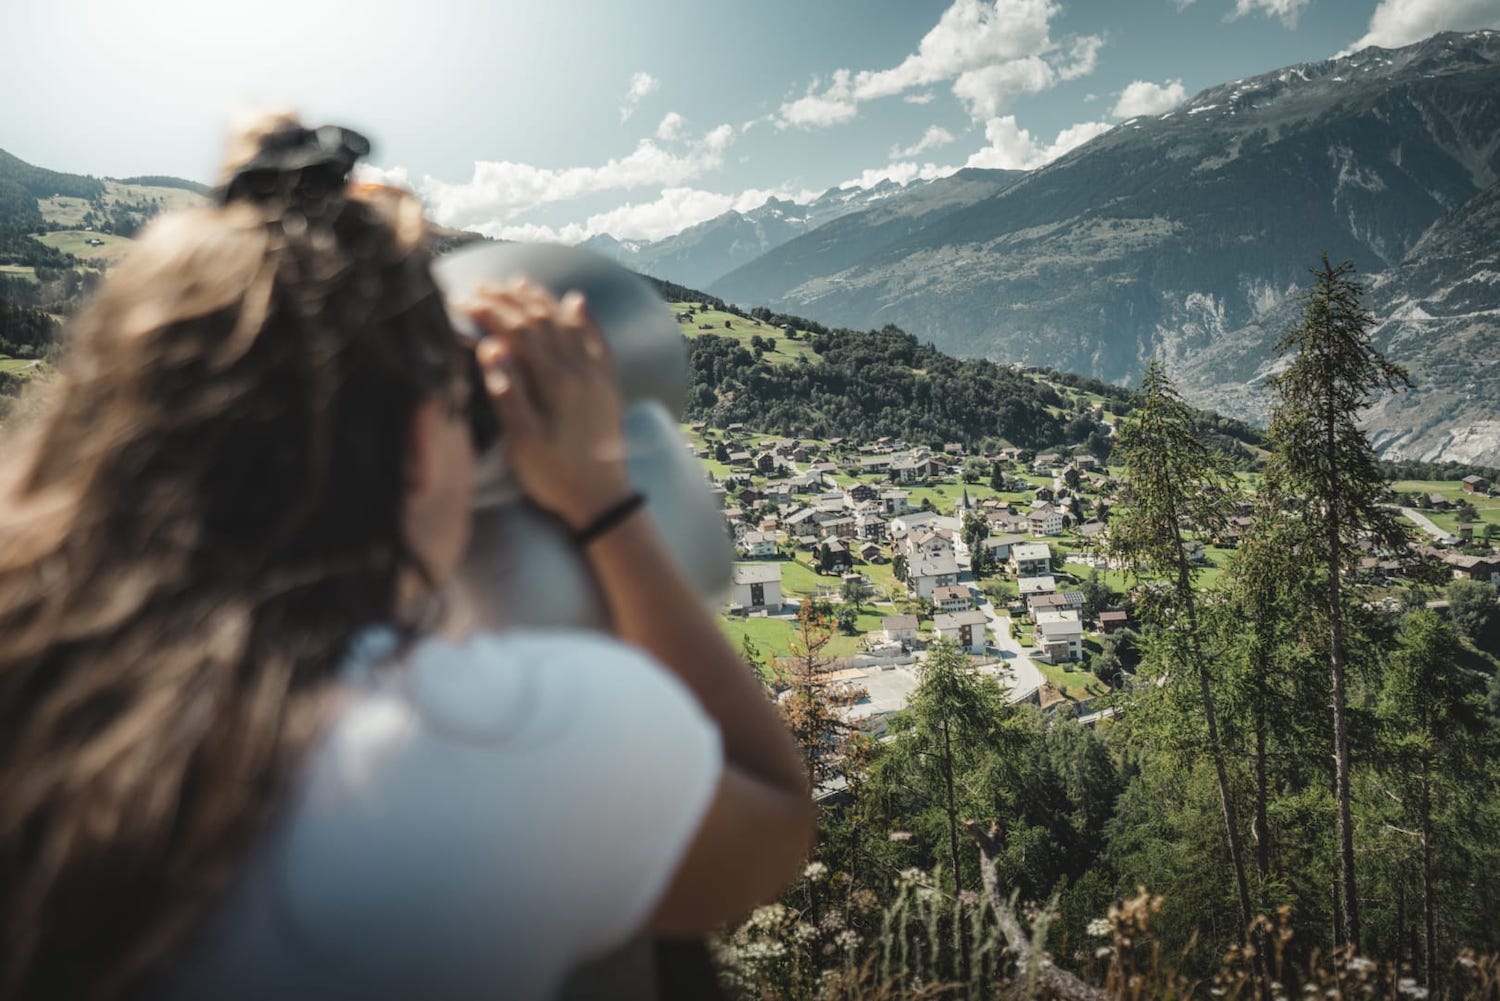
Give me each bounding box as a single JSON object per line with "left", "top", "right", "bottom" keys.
{"left": 550, "top": 477, "right": 636, "bottom": 534}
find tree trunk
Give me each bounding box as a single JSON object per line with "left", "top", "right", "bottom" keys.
{"left": 1326, "top": 517, "right": 1361, "bottom": 948}
{"left": 1421, "top": 757, "right": 1435, "bottom": 993}
{"left": 1253, "top": 702, "right": 1270, "bottom": 885}
{"left": 1179, "top": 560, "right": 1266, "bottom": 995}
{"left": 941, "top": 714, "right": 969, "bottom": 982}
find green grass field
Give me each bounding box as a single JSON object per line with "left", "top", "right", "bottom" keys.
{"left": 0, "top": 357, "right": 43, "bottom": 376}
{"left": 1391, "top": 480, "right": 1500, "bottom": 533}
{"left": 35, "top": 230, "right": 134, "bottom": 265}
{"left": 672, "top": 303, "right": 820, "bottom": 365}
{"left": 0, "top": 265, "right": 38, "bottom": 283}
{"left": 1035, "top": 658, "right": 1108, "bottom": 701}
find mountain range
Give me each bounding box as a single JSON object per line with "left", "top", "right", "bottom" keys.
{"left": 616, "top": 31, "right": 1500, "bottom": 465}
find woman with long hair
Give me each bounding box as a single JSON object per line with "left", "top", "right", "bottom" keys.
{"left": 0, "top": 116, "right": 813, "bottom": 1000}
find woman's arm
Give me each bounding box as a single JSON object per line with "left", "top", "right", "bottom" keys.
{"left": 465, "top": 282, "right": 815, "bottom": 932}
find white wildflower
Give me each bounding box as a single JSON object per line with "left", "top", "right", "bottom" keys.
{"left": 1086, "top": 917, "right": 1112, "bottom": 939}
{"left": 803, "top": 860, "right": 829, "bottom": 882}
{"left": 1397, "top": 978, "right": 1428, "bottom": 999}
{"left": 1349, "top": 956, "right": 1376, "bottom": 974}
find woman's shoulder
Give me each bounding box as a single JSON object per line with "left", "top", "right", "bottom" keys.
{"left": 154, "top": 628, "right": 723, "bottom": 1000}
{"left": 343, "top": 626, "right": 707, "bottom": 741}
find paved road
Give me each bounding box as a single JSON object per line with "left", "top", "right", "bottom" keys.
{"left": 978, "top": 600, "right": 1045, "bottom": 702}
{"left": 1399, "top": 506, "right": 1458, "bottom": 544}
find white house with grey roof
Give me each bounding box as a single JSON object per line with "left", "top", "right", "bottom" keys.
{"left": 1010, "top": 543, "right": 1052, "bottom": 578}
{"left": 729, "top": 563, "right": 783, "bottom": 611}
{"left": 933, "top": 609, "right": 988, "bottom": 653}
{"left": 905, "top": 556, "right": 961, "bottom": 599}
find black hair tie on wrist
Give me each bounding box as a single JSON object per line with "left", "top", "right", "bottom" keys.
{"left": 573, "top": 493, "right": 646, "bottom": 547}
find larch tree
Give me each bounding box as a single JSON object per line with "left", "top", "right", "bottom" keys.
{"left": 1106, "top": 358, "right": 1263, "bottom": 981}
{"left": 775, "top": 601, "right": 865, "bottom": 791}
{"left": 1265, "top": 255, "right": 1410, "bottom": 948}
{"left": 1376, "top": 609, "right": 1491, "bottom": 992}
{"left": 869, "top": 639, "right": 1027, "bottom": 981}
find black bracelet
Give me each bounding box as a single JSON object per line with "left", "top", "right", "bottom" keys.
{"left": 573, "top": 492, "right": 646, "bottom": 546}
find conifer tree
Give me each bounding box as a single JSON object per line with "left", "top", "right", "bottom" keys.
{"left": 1107, "top": 358, "right": 1262, "bottom": 972}
{"left": 1377, "top": 609, "right": 1490, "bottom": 991}
{"left": 775, "top": 602, "right": 864, "bottom": 789}
{"left": 869, "top": 639, "right": 1025, "bottom": 980}
{"left": 1266, "top": 255, "right": 1410, "bottom": 948}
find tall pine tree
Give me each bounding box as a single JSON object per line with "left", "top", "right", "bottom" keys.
{"left": 1107, "top": 359, "right": 1263, "bottom": 980}
{"left": 1266, "top": 256, "right": 1410, "bottom": 949}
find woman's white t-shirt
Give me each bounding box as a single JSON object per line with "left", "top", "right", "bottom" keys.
{"left": 153, "top": 628, "right": 724, "bottom": 1001}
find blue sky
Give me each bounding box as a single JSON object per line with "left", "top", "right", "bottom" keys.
{"left": 3, "top": 0, "right": 1498, "bottom": 242}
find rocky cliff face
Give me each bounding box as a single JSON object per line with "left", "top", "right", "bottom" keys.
{"left": 704, "top": 31, "right": 1500, "bottom": 464}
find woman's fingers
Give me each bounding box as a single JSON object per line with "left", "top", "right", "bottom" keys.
{"left": 475, "top": 338, "right": 541, "bottom": 441}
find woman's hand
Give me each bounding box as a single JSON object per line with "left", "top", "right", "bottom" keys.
{"left": 463, "top": 281, "right": 633, "bottom": 532}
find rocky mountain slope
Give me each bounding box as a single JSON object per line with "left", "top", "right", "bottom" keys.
{"left": 705, "top": 31, "right": 1500, "bottom": 464}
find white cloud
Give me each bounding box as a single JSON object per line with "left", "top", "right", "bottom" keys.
{"left": 619, "top": 71, "right": 660, "bottom": 122}
{"left": 1228, "top": 0, "right": 1309, "bottom": 28}
{"left": 1344, "top": 0, "right": 1500, "bottom": 53}
{"left": 655, "top": 112, "right": 685, "bottom": 141}
{"left": 964, "top": 115, "right": 1113, "bottom": 170}
{"left": 417, "top": 124, "right": 736, "bottom": 231}
{"left": 493, "top": 185, "right": 822, "bottom": 244}
{"left": 951, "top": 56, "right": 1056, "bottom": 119}
{"left": 775, "top": 0, "right": 1102, "bottom": 128}
{"left": 1057, "top": 34, "right": 1105, "bottom": 80}
{"left": 778, "top": 70, "right": 859, "bottom": 129}
{"left": 353, "top": 163, "right": 413, "bottom": 189}
{"left": 1111, "top": 79, "right": 1188, "bottom": 118}
{"left": 839, "top": 161, "right": 958, "bottom": 190}
{"left": 890, "top": 126, "right": 958, "bottom": 159}
{"left": 905, "top": 92, "right": 937, "bottom": 104}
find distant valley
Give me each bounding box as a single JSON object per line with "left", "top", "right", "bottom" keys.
{"left": 614, "top": 31, "right": 1500, "bottom": 466}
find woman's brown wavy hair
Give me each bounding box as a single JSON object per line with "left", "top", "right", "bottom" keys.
{"left": 0, "top": 114, "right": 468, "bottom": 998}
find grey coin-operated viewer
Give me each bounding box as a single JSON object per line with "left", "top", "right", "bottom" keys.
{"left": 432, "top": 242, "right": 733, "bottom": 633}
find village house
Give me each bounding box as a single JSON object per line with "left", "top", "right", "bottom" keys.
{"left": 978, "top": 533, "right": 1026, "bottom": 561}
{"left": 934, "top": 609, "right": 988, "bottom": 654}
{"left": 783, "top": 507, "right": 818, "bottom": 531}
{"left": 813, "top": 510, "right": 857, "bottom": 537}
{"left": 858, "top": 455, "right": 893, "bottom": 475}
{"left": 1028, "top": 590, "right": 1085, "bottom": 617}
{"left": 882, "top": 614, "right": 920, "bottom": 645}
{"left": 932, "top": 584, "right": 973, "bottom": 614}
{"left": 1010, "top": 543, "right": 1052, "bottom": 578}
{"left": 906, "top": 556, "right": 961, "bottom": 599}
{"left": 1445, "top": 553, "right": 1500, "bottom": 583}
{"left": 857, "top": 509, "right": 889, "bottom": 541}
{"left": 1033, "top": 609, "right": 1083, "bottom": 663}
{"left": 819, "top": 537, "right": 854, "bottom": 570}
{"left": 727, "top": 450, "right": 752, "bottom": 467}
{"left": 881, "top": 490, "right": 913, "bottom": 516}
{"left": 844, "top": 483, "right": 879, "bottom": 507}
{"left": 889, "top": 510, "right": 943, "bottom": 538}
{"left": 1028, "top": 505, "right": 1065, "bottom": 537}
{"left": 1463, "top": 475, "right": 1491, "bottom": 494}
{"left": 1018, "top": 575, "right": 1057, "bottom": 599}
{"left": 904, "top": 529, "right": 956, "bottom": 562}
{"left": 1096, "top": 609, "right": 1130, "bottom": 634}
{"left": 737, "top": 531, "right": 778, "bottom": 559}
{"left": 859, "top": 541, "right": 885, "bottom": 563}
{"left": 729, "top": 563, "right": 783, "bottom": 611}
